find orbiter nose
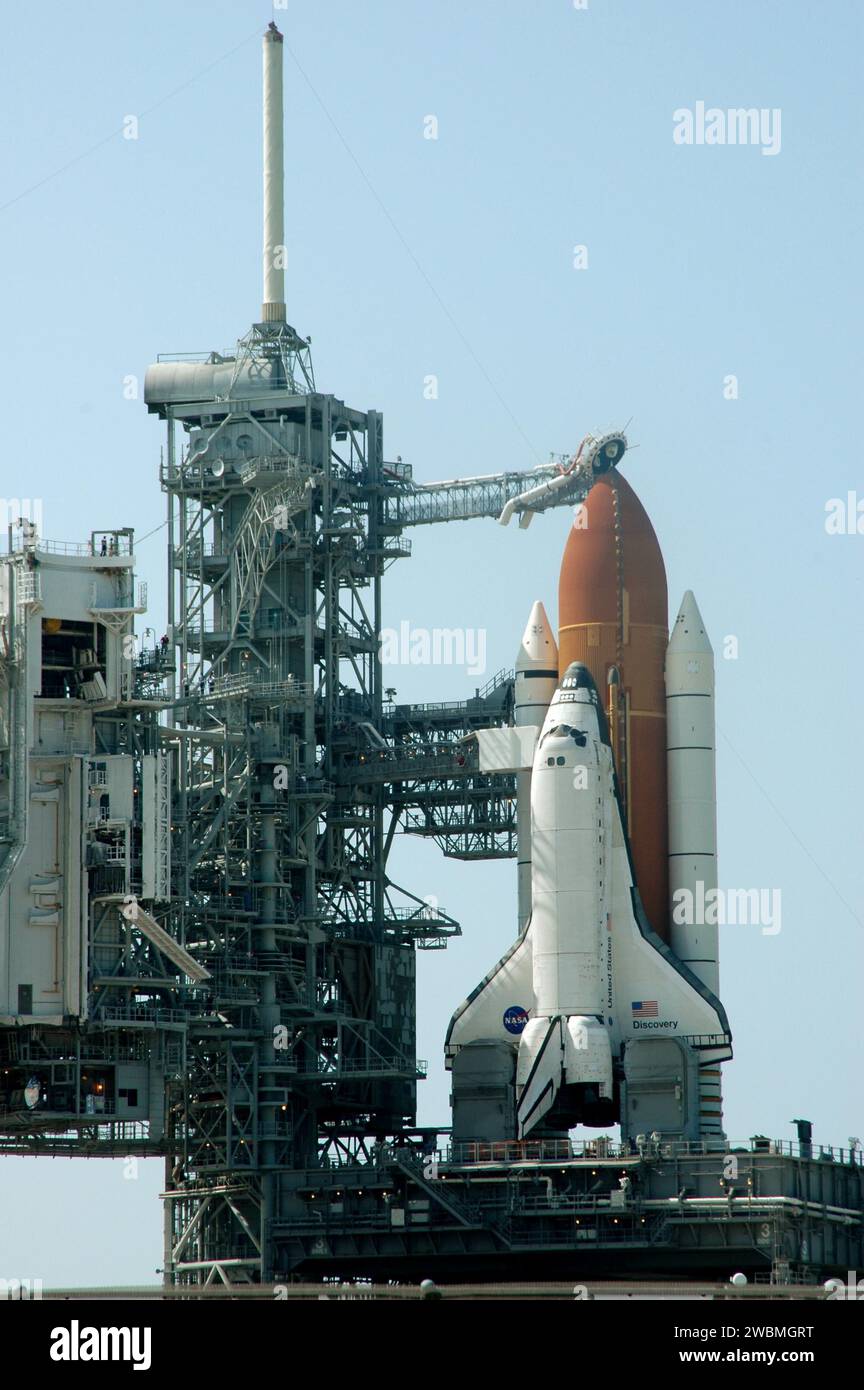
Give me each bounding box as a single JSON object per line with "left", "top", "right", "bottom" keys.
{"left": 559, "top": 661, "right": 599, "bottom": 692}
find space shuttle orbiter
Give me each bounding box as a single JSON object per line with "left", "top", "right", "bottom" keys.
{"left": 445, "top": 602, "right": 731, "bottom": 1141}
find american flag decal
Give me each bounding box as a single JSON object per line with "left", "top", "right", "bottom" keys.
{"left": 632, "top": 1000, "right": 658, "bottom": 1017}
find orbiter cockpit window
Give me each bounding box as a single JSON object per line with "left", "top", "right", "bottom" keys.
{"left": 539, "top": 723, "right": 588, "bottom": 750}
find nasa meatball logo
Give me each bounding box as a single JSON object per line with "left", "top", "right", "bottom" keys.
{"left": 503, "top": 1006, "right": 529, "bottom": 1035}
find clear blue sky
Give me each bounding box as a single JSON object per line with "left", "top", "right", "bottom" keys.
{"left": 0, "top": 0, "right": 861, "bottom": 1286}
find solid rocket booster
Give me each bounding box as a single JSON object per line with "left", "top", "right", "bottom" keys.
{"left": 666, "top": 591, "right": 719, "bottom": 993}
{"left": 514, "top": 602, "right": 558, "bottom": 930}
{"left": 666, "top": 590, "right": 723, "bottom": 1137}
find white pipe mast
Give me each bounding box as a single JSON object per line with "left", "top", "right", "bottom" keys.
{"left": 262, "top": 22, "right": 286, "bottom": 323}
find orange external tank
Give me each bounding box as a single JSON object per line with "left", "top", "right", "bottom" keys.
{"left": 558, "top": 471, "right": 670, "bottom": 941}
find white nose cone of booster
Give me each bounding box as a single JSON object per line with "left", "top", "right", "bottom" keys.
{"left": 514, "top": 602, "right": 558, "bottom": 929}
{"left": 665, "top": 590, "right": 718, "bottom": 993}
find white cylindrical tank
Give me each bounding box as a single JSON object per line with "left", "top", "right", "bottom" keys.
{"left": 665, "top": 590, "right": 719, "bottom": 994}
{"left": 514, "top": 601, "right": 558, "bottom": 931}
{"left": 262, "top": 24, "right": 286, "bottom": 322}
{"left": 666, "top": 590, "right": 723, "bottom": 1140}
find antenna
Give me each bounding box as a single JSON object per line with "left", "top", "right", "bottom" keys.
{"left": 262, "top": 22, "right": 286, "bottom": 323}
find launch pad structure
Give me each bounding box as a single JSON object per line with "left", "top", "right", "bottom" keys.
{"left": 0, "top": 24, "right": 862, "bottom": 1290}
